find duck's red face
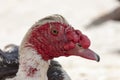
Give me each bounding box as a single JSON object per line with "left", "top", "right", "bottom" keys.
{"left": 27, "top": 16, "right": 100, "bottom": 62}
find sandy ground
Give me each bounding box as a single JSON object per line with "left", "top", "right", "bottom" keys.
{"left": 0, "top": 0, "right": 120, "bottom": 80}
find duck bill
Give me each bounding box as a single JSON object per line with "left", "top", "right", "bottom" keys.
{"left": 66, "top": 45, "right": 100, "bottom": 62}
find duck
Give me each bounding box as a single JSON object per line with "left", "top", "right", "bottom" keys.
{"left": 0, "top": 14, "right": 100, "bottom": 80}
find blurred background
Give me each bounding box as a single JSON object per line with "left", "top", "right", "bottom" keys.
{"left": 0, "top": 0, "right": 120, "bottom": 80}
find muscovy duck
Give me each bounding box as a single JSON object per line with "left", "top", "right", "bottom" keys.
{"left": 0, "top": 14, "right": 100, "bottom": 80}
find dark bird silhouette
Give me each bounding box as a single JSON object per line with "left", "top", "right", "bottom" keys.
{"left": 85, "top": 6, "right": 120, "bottom": 29}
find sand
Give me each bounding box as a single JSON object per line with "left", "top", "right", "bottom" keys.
{"left": 0, "top": 0, "right": 120, "bottom": 80}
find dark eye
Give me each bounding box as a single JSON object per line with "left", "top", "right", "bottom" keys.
{"left": 51, "top": 29, "right": 59, "bottom": 35}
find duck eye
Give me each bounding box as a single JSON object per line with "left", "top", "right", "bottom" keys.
{"left": 51, "top": 29, "right": 59, "bottom": 35}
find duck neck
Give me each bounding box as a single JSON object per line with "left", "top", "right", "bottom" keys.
{"left": 16, "top": 47, "right": 50, "bottom": 80}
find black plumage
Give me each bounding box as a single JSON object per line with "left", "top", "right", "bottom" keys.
{"left": 0, "top": 44, "right": 19, "bottom": 80}
{"left": 48, "top": 60, "right": 64, "bottom": 80}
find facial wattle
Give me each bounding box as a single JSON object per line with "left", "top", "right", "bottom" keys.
{"left": 79, "top": 34, "right": 90, "bottom": 49}
{"left": 27, "top": 22, "right": 91, "bottom": 61}
{"left": 64, "top": 27, "right": 90, "bottom": 50}
{"left": 27, "top": 22, "right": 67, "bottom": 60}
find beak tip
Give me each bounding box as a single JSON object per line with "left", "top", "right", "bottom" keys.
{"left": 96, "top": 54, "right": 100, "bottom": 62}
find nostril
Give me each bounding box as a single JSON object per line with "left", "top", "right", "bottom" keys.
{"left": 78, "top": 44, "right": 82, "bottom": 47}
